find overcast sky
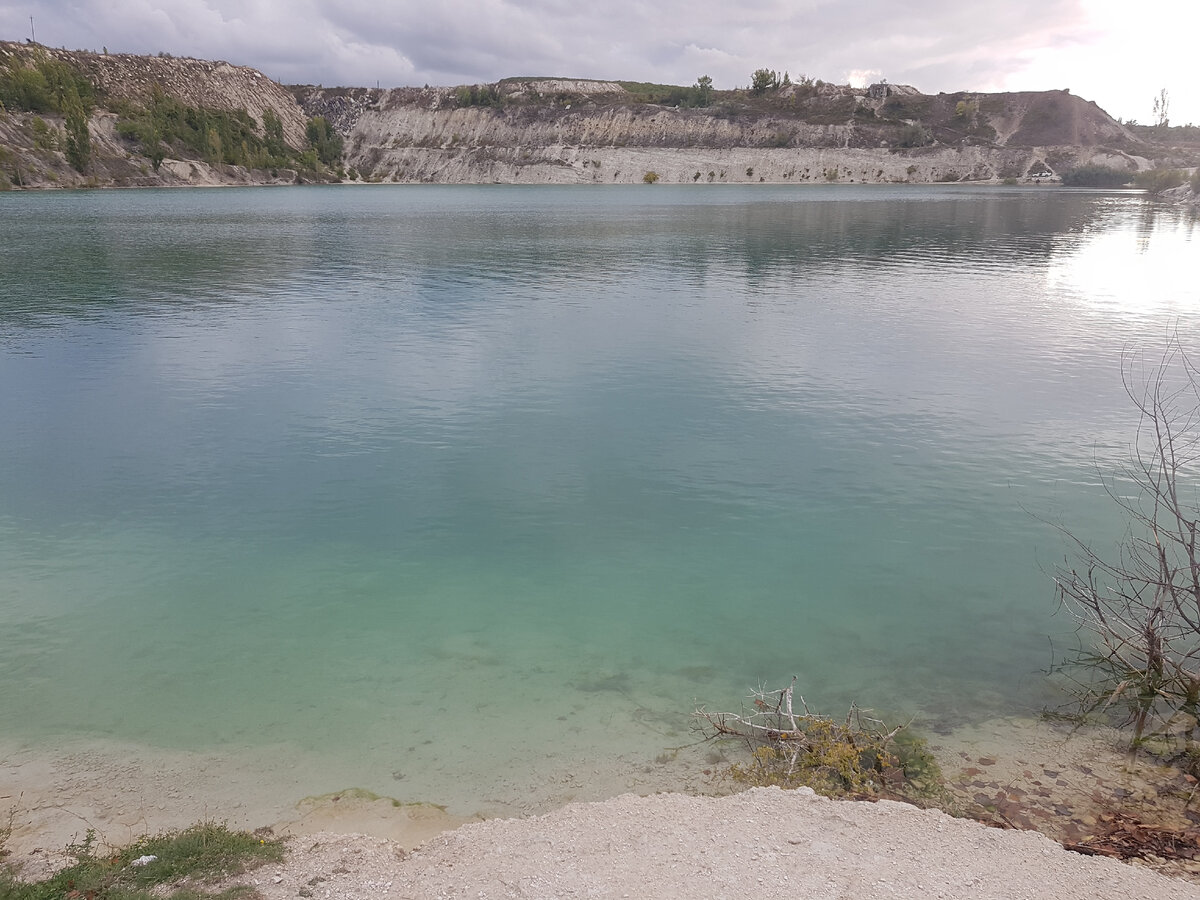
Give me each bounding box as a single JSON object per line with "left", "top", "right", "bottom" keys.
{"left": 2, "top": 0, "right": 1196, "bottom": 126}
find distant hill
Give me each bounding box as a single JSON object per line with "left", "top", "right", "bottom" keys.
{"left": 1, "top": 41, "right": 1193, "bottom": 190}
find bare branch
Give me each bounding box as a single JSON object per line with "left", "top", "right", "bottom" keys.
{"left": 695, "top": 678, "right": 907, "bottom": 794}
{"left": 1054, "top": 334, "right": 1200, "bottom": 747}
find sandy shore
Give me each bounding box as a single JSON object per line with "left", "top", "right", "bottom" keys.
{"left": 213, "top": 788, "right": 1200, "bottom": 900}
{"left": 6, "top": 719, "right": 1200, "bottom": 897}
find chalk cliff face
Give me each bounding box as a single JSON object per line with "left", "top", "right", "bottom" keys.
{"left": 0, "top": 45, "right": 1152, "bottom": 190}
{"left": 295, "top": 80, "right": 1144, "bottom": 186}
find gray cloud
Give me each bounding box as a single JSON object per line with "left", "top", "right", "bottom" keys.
{"left": 3, "top": 0, "right": 1196, "bottom": 122}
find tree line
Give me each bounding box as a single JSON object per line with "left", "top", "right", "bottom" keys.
{"left": 0, "top": 51, "right": 92, "bottom": 171}
{"left": 115, "top": 90, "right": 343, "bottom": 173}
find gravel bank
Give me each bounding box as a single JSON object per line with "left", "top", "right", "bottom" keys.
{"left": 230, "top": 788, "right": 1200, "bottom": 900}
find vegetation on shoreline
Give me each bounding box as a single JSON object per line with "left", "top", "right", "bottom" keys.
{"left": 1132, "top": 168, "right": 1187, "bottom": 194}
{"left": 1059, "top": 164, "right": 1132, "bottom": 187}
{"left": 696, "top": 677, "right": 1200, "bottom": 874}
{"left": 1052, "top": 338, "right": 1200, "bottom": 758}
{"left": 1059, "top": 164, "right": 1196, "bottom": 196}
{"left": 695, "top": 677, "right": 945, "bottom": 805}
{"left": 0, "top": 823, "right": 282, "bottom": 900}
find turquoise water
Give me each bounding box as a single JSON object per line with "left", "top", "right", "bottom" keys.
{"left": 1, "top": 185, "right": 1197, "bottom": 808}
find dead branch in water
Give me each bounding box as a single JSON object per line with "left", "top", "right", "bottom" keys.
{"left": 694, "top": 676, "right": 908, "bottom": 794}
{"left": 1051, "top": 335, "right": 1200, "bottom": 755}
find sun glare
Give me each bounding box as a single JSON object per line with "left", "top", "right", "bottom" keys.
{"left": 1047, "top": 211, "right": 1198, "bottom": 316}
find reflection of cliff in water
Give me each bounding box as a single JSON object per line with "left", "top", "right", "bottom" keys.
{"left": 703, "top": 189, "right": 1120, "bottom": 288}
{"left": 397, "top": 187, "right": 1133, "bottom": 301}
{"left": 0, "top": 186, "right": 1149, "bottom": 331}
{"left": 0, "top": 194, "right": 339, "bottom": 327}
{"left": 1130, "top": 199, "right": 1197, "bottom": 254}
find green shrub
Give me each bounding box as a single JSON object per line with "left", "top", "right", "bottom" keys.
{"left": 0, "top": 55, "right": 93, "bottom": 171}
{"left": 30, "top": 116, "right": 57, "bottom": 150}
{"left": 1060, "top": 165, "right": 1131, "bottom": 187}
{"left": 1133, "top": 168, "right": 1185, "bottom": 194}
{"left": 455, "top": 84, "right": 501, "bottom": 107}
{"left": 656, "top": 85, "right": 703, "bottom": 107}
{"left": 696, "top": 680, "right": 924, "bottom": 799}
{"left": 617, "top": 80, "right": 700, "bottom": 105}
{"left": 0, "top": 65, "right": 51, "bottom": 111}
{"left": 881, "top": 95, "right": 930, "bottom": 120}
{"left": 63, "top": 90, "right": 90, "bottom": 172}
{"left": 895, "top": 124, "right": 931, "bottom": 147}
{"left": 0, "top": 55, "right": 93, "bottom": 115}
{"left": 642, "top": 170, "right": 659, "bottom": 183}
{"left": 261, "top": 109, "right": 287, "bottom": 159}
{"left": 750, "top": 68, "right": 779, "bottom": 96}
{"left": 116, "top": 92, "right": 306, "bottom": 172}
{"left": 305, "top": 115, "right": 343, "bottom": 166}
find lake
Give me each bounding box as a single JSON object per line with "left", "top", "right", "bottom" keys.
{"left": 1, "top": 184, "right": 1196, "bottom": 819}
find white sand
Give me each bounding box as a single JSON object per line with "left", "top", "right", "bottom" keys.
{"left": 224, "top": 788, "right": 1200, "bottom": 899}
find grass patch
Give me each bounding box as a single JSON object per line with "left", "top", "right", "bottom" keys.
{"left": 0, "top": 824, "right": 282, "bottom": 900}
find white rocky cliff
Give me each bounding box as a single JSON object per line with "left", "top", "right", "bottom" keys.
{"left": 0, "top": 46, "right": 1168, "bottom": 189}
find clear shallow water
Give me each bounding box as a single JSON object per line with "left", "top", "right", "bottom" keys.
{"left": 1, "top": 185, "right": 1197, "bottom": 808}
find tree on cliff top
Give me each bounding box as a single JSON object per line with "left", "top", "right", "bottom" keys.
{"left": 750, "top": 68, "right": 780, "bottom": 96}
{"left": 1153, "top": 88, "right": 1170, "bottom": 130}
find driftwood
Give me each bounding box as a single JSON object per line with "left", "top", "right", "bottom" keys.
{"left": 1064, "top": 811, "right": 1200, "bottom": 861}
{"left": 695, "top": 676, "right": 905, "bottom": 791}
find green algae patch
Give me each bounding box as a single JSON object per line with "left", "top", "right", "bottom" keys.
{"left": 286, "top": 789, "right": 470, "bottom": 849}
{"left": 296, "top": 788, "right": 447, "bottom": 812}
